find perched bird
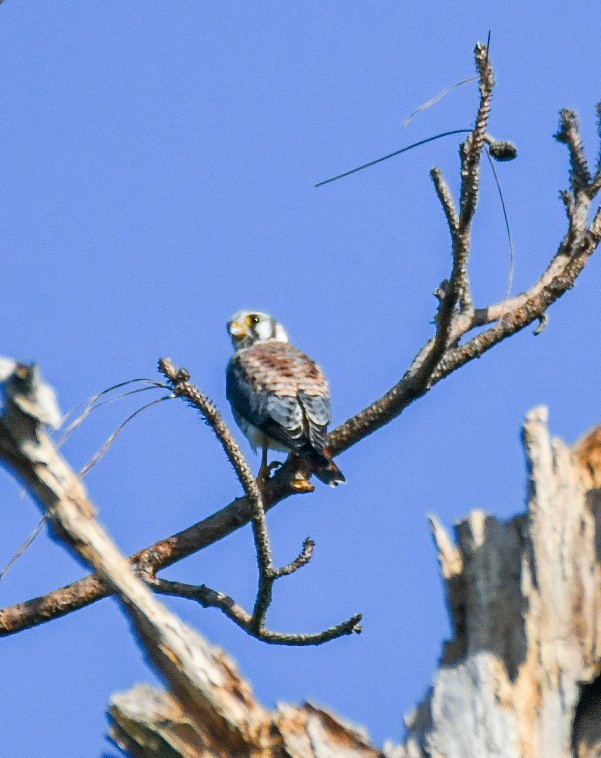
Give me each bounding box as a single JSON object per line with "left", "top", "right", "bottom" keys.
{"left": 226, "top": 310, "right": 345, "bottom": 487}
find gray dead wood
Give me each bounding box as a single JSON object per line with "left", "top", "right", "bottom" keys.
{"left": 108, "top": 407, "right": 601, "bottom": 757}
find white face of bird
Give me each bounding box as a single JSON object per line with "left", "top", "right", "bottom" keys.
{"left": 227, "top": 310, "right": 290, "bottom": 350}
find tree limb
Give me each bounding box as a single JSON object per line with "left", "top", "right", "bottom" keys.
{"left": 0, "top": 364, "right": 268, "bottom": 753}
{"left": 108, "top": 408, "right": 601, "bottom": 756}
{"left": 2, "top": 44, "right": 601, "bottom": 642}
{"left": 154, "top": 358, "right": 361, "bottom": 645}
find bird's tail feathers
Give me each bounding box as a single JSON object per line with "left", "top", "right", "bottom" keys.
{"left": 305, "top": 447, "right": 346, "bottom": 487}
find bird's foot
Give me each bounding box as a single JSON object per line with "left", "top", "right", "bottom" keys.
{"left": 257, "top": 460, "right": 282, "bottom": 485}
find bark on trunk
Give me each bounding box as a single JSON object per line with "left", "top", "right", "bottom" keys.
{"left": 109, "top": 407, "right": 601, "bottom": 757}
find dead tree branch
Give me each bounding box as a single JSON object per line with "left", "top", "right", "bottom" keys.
{"left": 2, "top": 43, "right": 601, "bottom": 642}
{"left": 153, "top": 358, "right": 361, "bottom": 645}
{"left": 109, "top": 684, "right": 383, "bottom": 758}
{"left": 0, "top": 364, "right": 269, "bottom": 752}
{"left": 327, "top": 54, "right": 601, "bottom": 454}
{"left": 107, "top": 409, "right": 601, "bottom": 756}
{"left": 150, "top": 575, "right": 361, "bottom": 646}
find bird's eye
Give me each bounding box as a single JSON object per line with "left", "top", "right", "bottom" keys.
{"left": 246, "top": 314, "right": 260, "bottom": 327}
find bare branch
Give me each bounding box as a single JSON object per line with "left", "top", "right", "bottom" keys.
{"left": 555, "top": 108, "right": 592, "bottom": 195}
{"left": 590, "top": 102, "right": 601, "bottom": 194}
{"left": 454, "top": 42, "right": 494, "bottom": 311}
{"left": 329, "top": 89, "right": 601, "bottom": 456}
{"left": 158, "top": 357, "right": 276, "bottom": 632}
{"left": 158, "top": 358, "right": 262, "bottom": 511}
{"left": 0, "top": 466, "right": 301, "bottom": 636}
{"left": 272, "top": 537, "right": 315, "bottom": 578}
{"left": 151, "top": 576, "right": 361, "bottom": 646}
{"left": 158, "top": 358, "right": 276, "bottom": 588}
{"left": 328, "top": 43, "right": 498, "bottom": 452}
{"left": 459, "top": 42, "right": 494, "bottom": 226}
{"left": 430, "top": 225, "right": 601, "bottom": 385}
{"left": 431, "top": 167, "right": 459, "bottom": 232}
{"left": 2, "top": 46, "right": 601, "bottom": 645}
{"left": 158, "top": 358, "right": 359, "bottom": 644}
{"left": 0, "top": 365, "right": 267, "bottom": 749}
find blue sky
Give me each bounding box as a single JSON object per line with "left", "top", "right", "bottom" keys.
{"left": 2, "top": 3, "right": 601, "bottom": 755}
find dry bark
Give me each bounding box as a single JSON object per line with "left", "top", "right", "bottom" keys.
{"left": 3, "top": 47, "right": 601, "bottom": 641}
{"left": 108, "top": 407, "right": 601, "bottom": 757}
{"left": 403, "top": 407, "right": 601, "bottom": 758}
{"left": 2, "top": 43, "right": 601, "bottom": 758}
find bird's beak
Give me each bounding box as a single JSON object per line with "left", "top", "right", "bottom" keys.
{"left": 228, "top": 321, "right": 248, "bottom": 340}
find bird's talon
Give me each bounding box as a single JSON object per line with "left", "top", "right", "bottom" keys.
{"left": 257, "top": 460, "right": 283, "bottom": 484}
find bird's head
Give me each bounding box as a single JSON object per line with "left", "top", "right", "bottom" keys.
{"left": 227, "top": 310, "right": 289, "bottom": 350}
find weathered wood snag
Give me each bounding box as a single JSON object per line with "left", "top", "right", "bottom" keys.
{"left": 108, "top": 408, "right": 601, "bottom": 757}
{"left": 3, "top": 42, "right": 601, "bottom": 758}
{"left": 404, "top": 407, "right": 601, "bottom": 758}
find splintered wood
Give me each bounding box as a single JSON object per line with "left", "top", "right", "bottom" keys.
{"left": 404, "top": 407, "right": 601, "bottom": 758}
{"left": 109, "top": 409, "right": 601, "bottom": 757}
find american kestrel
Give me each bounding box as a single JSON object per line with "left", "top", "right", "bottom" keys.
{"left": 226, "top": 310, "right": 345, "bottom": 487}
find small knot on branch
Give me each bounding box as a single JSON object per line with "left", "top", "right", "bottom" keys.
{"left": 487, "top": 139, "right": 517, "bottom": 161}
{"left": 434, "top": 280, "right": 451, "bottom": 303}
{"left": 1, "top": 360, "right": 62, "bottom": 429}
{"left": 158, "top": 358, "right": 191, "bottom": 391}
{"left": 533, "top": 313, "right": 549, "bottom": 335}
{"left": 345, "top": 614, "right": 363, "bottom": 636}
{"left": 555, "top": 109, "right": 580, "bottom": 143}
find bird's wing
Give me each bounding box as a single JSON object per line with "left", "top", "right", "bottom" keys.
{"left": 226, "top": 356, "right": 268, "bottom": 425}
{"left": 227, "top": 343, "right": 331, "bottom": 453}
{"left": 226, "top": 347, "right": 303, "bottom": 450}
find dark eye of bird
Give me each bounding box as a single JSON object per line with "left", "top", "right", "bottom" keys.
{"left": 247, "top": 314, "right": 260, "bottom": 326}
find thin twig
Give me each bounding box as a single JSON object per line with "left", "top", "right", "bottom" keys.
{"left": 79, "top": 396, "right": 172, "bottom": 477}
{"left": 0, "top": 515, "right": 48, "bottom": 582}
{"left": 555, "top": 109, "right": 592, "bottom": 195}
{"left": 431, "top": 168, "right": 459, "bottom": 232}
{"left": 158, "top": 359, "right": 273, "bottom": 579}
{"left": 458, "top": 43, "right": 494, "bottom": 226}
{"left": 4, "top": 383, "right": 171, "bottom": 579}
{"left": 272, "top": 537, "right": 315, "bottom": 578}
{"left": 56, "top": 379, "right": 167, "bottom": 448}
{"left": 402, "top": 77, "right": 478, "bottom": 126}
{"left": 589, "top": 103, "right": 601, "bottom": 195}
{"left": 157, "top": 359, "right": 358, "bottom": 644}
{"left": 151, "top": 577, "right": 361, "bottom": 646}
{"left": 2, "top": 56, "right": 601, "bottom": 643}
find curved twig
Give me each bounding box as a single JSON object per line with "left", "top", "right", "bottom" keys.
{"left": 157, "top": 359, "right": 357, "bottom": 644}
{"left": 2, "top": 45, "right": 601, "bottom": 643}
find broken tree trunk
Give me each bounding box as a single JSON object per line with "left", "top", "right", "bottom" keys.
{"left": 108, "top": 407, "right": 601, "bottom": 757}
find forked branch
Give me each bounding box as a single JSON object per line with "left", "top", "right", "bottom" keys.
{"left": 328, "top": 47, "right": 601, "bottom": 454}
{"left": 154, "top": 358, "right": 361, "bottom": 645}
{"left": 2, "top": 42, "right": 601, "bottom": 641}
